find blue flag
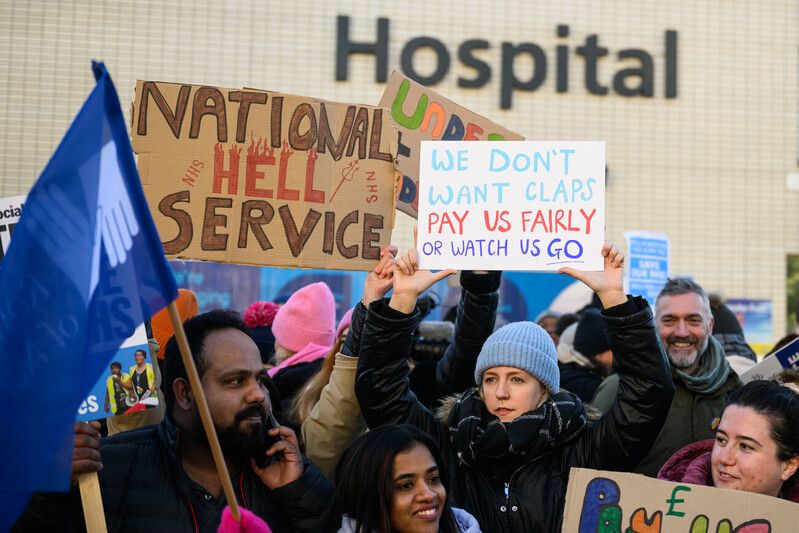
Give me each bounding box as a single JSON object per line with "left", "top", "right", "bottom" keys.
{"left": 0, "top": 62, "right": 178, "bottom": 529}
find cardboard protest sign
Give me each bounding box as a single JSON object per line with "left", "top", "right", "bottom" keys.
{"left": 624, "top": 231, "right": 669, "bottom": 304}
{"left": 0, "top": 194, "right": 25, "bottom": 261}
{"left": 132, "top": 81, "right": 398, "bottom": 271}
{"left": 740, "top": 336, "right": 799, "bottom": 384}
{"left": 562, "top": 468, "right": 799, "bottom": 533}
{"left": 379, "top": 71, "right": 523, "bottom": 218}
{"left": 0, "top": 194, "right": 155, "bottom": 422}
{"left": 417, "top": 141, "right": 605, "bottom": 271}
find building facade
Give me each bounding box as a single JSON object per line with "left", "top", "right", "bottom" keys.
{"left": 1, "top": 0, "right": 797, "bottom": 336}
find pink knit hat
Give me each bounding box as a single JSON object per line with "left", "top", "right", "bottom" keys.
{"left": 337, "top": 307, "right": 355, "bottom": 339}
{"left": 271, "top": 282, "right": 336, "bottom": 352}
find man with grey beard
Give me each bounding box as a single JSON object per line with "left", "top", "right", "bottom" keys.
{"left": 592, "top": 278, "right": 742, "bottom": 476}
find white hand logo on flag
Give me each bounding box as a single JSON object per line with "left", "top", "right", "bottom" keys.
{"left": 25, "top": 141, "right": 141, "bottom": 305}
{"left": 88, "top": 141, "right": 140, "bottom": 297}
{"left": 99, "top": 141, "right": 139, "bottom": 266}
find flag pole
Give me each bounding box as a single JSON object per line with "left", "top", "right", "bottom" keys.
{"left": 78, "top": 472, "right": 107, "bottom": 532}
{"left": 167, "top": 301, "right": 241, "bottom": 521}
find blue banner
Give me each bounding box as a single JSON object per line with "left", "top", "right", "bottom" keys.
{"left": 624, "top": 231, "right": 669, "bottom": 304}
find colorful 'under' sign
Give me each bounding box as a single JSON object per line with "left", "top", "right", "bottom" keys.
{"left": 417, "top": 141, "right": 605, "bottom": 271}
{"left": 379, "top": 71, "right": 523, "bottom": 218}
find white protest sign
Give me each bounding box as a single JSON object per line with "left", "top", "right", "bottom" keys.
{"left": 0, "top": 194, "right": 25, "bottom": 261}
{"left": 740, "top": 336, "right": 799, "bottom": 384}
{"left": 418, "top": 141, "right": 605, "bottom": 271}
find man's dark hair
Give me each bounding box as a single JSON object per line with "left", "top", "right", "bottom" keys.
{"left": 554, "top": 313, "right": 580, "bottom": 337}
{"left": 134, "top": 349, "right": 147, "bottom": 358}
{"left": 162, "top": 309, "right": 249, "bottom": 411}
{"left": 110, "top": 361, "right": 122, "bottom": 370}
{"left": 655, "top": 278, "right": 711, "bottom": 318}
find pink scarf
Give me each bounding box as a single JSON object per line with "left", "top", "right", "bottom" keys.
{"left": 267, "top": 342, "right": 330, "bottom": 377}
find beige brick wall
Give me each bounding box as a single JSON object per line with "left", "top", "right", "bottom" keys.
{"left": 1, "top": 0, "right": 797, "bottom": 336}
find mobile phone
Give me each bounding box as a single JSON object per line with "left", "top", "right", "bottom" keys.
{"left": 253, "top": 411, "right": 282, "bottom": 468}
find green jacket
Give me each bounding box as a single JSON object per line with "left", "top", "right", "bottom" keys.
{"left": 592, "top": 369, "right": 741, "bottom": 476}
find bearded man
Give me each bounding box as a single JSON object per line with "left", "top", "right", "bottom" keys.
{"left": 592, "top": 278, "right": 741, "bottom": 476}
{"left": 15, "top": 310, "right": 333, "bottom": 532}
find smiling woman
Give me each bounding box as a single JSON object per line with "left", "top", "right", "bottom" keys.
{"left": 659, "top": 370, "right": 799, "bottom": 501}
{"left": 334, "top": 424, "right": 480, "bottom": 533}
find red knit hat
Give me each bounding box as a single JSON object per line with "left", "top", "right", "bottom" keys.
{"left": 243, "top": 301, "right": 280, "bottom": 329}
{"left": 271, "top": 282, "right": 336, "bottom": 352}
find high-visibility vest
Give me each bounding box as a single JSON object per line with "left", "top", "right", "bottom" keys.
{"left": 129, "top": 363, "right": 156, "bottom": 396}
{"left": 106, "top": 372, "right": 131, "bottom": 414}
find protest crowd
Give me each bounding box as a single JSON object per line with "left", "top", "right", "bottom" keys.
{"left": 2, "top": 58, "right": 799, "bottom": 533}
{"left": 10, "top": 238, "right": 799, "bottom": 532}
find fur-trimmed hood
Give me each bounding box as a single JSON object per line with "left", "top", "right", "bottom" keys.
{"left": 435, "top": 393, "right": 462, "bottom": 425}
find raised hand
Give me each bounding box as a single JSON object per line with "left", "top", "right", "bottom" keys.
{"left": 559, "top": 242, "right": 626, "bottom": 309}
{"left": 71, "top": 421, "right": 103, "bottom": 485}
{"left": 362, "top": 245, "right": 398, "bottom": 306}
{"left": 389, "top": 230, "right": 456, "bottom": 313}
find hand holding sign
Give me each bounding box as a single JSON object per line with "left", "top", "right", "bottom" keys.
{"left": 559, "top": 242, "right": 627, "bottom": 309}
{"left": 390, "top": 229, "right": 456, "bottom": 313}
{"left": 362, "top": 245, "right": 398, "bottom": 306}
{"left": 71, "top": 421, "right": 103, "bottom": 485}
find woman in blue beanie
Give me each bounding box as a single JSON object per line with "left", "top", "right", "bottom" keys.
{"left": 353, "top": 242, "right": 675, "bottom": 532}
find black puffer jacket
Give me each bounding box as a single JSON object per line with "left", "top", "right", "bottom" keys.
{"left": 355, "top": 296, "right": 674, "bottom": 533}
{"left": 344, "top": 270, "right": 500, "bottom": 403}
{"left": 14, "top": 417, "right": 334, "bottom": 533}
{"left": 421, "top": 270, "right": 501, "bottom": 403}
{"left": 558, "top": 361, "right": 603, "bottom": 403}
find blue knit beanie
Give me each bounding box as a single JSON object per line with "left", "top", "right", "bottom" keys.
{"left": 474, "top": 321, "right": 560, "bottom": 393}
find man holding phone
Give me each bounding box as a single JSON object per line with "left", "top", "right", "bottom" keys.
{"left": 15, "top": 310, "right": 334, "bottom": 532}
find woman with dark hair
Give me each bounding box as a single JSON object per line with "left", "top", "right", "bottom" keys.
{"left": 335, "top": 424, "right": 480, "bottom": 533}
{"left": 659, "top": 369, "right": 799, "bottom": 500}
